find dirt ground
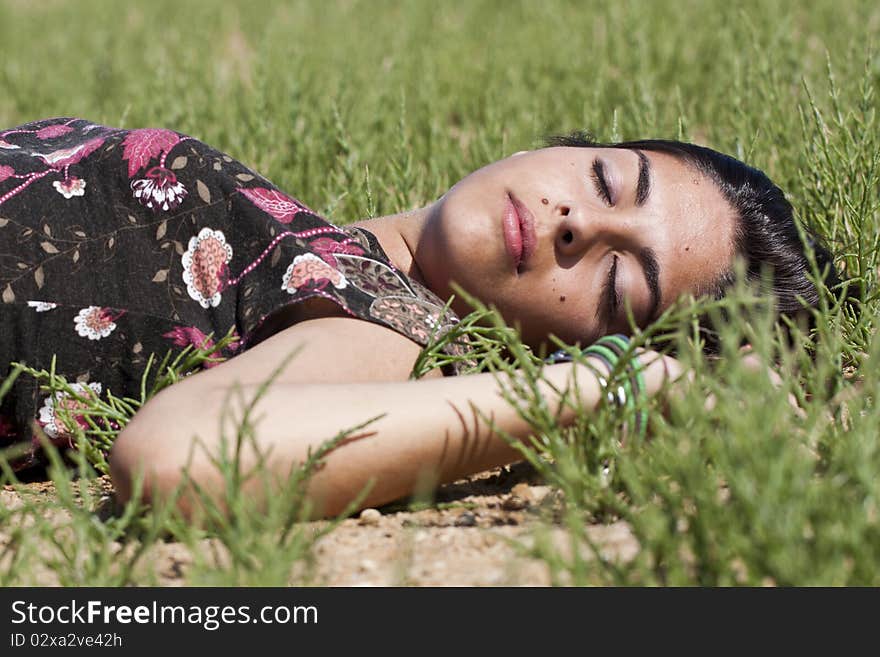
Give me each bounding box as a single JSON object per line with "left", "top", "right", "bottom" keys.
{"left": 1, "top": 462, "right": 638, "bottom": 586}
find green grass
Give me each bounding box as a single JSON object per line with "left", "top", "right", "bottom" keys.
{"left": 1, "top": 0, "right": 878, "bottom": 585}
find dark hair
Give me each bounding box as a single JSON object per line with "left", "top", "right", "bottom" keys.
{"left": 546, "top": 132, "right": 853, "bottom": 348}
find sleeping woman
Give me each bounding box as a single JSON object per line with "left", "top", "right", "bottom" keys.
{"left": 0, "top": 118, "right": 841, "bottom": 516}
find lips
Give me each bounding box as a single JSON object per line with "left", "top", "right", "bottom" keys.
{"left": 502, "top": 192, "right": 537, "bottom": 272}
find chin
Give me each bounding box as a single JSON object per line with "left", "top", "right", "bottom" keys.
{"left": 496, "top": 314, "right": 556, "bottom": 352}
{"left": 522, "top": 331, "right": 565, "bottom": 353}
{"left": 519, "top": 321, "right": 591, "bottom": 353}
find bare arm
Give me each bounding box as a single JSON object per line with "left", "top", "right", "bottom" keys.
{"left": 109, "top": 317, "right": 678, "bottom": 517}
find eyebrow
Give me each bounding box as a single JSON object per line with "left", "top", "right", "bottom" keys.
{"left": 634, "top": 149, "right": 651, "bottom": 207}
{"left": 638, "top": 246, "right": 662, "bottom": 323}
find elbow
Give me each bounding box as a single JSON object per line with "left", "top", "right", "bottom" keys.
{"left": 109, "top": 383, "right": 222, "bottom": 515}
{"left": 109, "top": 422, "right": 185, "bottom": 511}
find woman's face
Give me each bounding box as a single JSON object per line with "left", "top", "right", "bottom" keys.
{"left": 416, "top": 146, "right": 737, "bottom": 348}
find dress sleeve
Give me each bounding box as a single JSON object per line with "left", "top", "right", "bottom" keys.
{"left": 228, "top": 191, "right": 464, "bottom": 361}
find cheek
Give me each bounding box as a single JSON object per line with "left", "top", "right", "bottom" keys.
{"left": 541, "top": 272, "right": 603, "bottom": 338}
{"left": 440, "top": 190, "right": 499, "bottom": 254}
{"left": 506, "top": 284, "right": 597, "bottom": 346}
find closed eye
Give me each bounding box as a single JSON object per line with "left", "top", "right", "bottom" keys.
{"left": 591, "top": 158, "right": 614, "bottom": 206}
{"left": 597, "top": 253, "right": 621, "bottom": 326}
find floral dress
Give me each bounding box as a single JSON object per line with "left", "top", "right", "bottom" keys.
{"left": 0, "top": 117, "right": 463, "bottom": 471}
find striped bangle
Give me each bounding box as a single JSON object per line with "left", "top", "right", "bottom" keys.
{"left": 546, "top": 334, "right": 647, "bottom": 441}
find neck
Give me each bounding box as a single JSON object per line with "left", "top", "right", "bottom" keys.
{"left": 349, "top": 204, "right": 435, "bottom": 288}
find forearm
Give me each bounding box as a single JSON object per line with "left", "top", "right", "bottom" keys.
{"left": 236, "top": 362, "right": 600, "bottom": 513}
{"left": 113, "top": 361, "right": 603, "bottom": 516}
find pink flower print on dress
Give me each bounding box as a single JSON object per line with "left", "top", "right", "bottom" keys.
{"left": 182, "top": 228, "right": 233, "bottom": 308}
{"left": 240, "top": 187, "right": 312, "bottom": 224}
{"left": 282, "top": 253, "right": 348, "bottom": 293}
{"left": 36, "top": 124, "right": 74, "bottom": 140}
{"left": 123, "top": 129, "right": 188, "bottom": 211}
{"left": 0, "top": 165, "right": 14, "bottom": 183}
{"left": 309, "top": 236, "right": 366, "bottom": 267}
{"left": 163, "top": 325, "right": 215, "bottom": 350}
{"left": 27, "top": 300, "right": 58, "bottom": 312}
{"left": 37, "top": 382, "right": 102, "bottom": 444}
{"left": 0, "top": 139, "right": 19, "bottom": 149}
{"left": 131, "top": 166, "right": 187, "bottom": 212}
{"left": 74, "top": 306, "right": 119, "bottom": 340}
{"left": 52, "top": 177, "right": 86, "bottom": 199}
{"left": 121, "top": 128, "right": 180, "bottom": 177}
{"left": 37, "top": 137, "right": 104, "bottom": 168}
{"left": 162, "top": 325, "right": 240, "bottom": 368}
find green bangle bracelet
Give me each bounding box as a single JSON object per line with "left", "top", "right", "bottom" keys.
{"left": 588, "top": 335, "right": 648, "bottom": 442}
{"left": 545, "top": 334, "right": 648, "bottom": 441}
{"left": 582, "top": 342, "right": 630, "bottom": 406}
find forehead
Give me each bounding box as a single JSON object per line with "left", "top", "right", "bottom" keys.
{"left": 642, "top": 151, "right": 737, "bottom": 304}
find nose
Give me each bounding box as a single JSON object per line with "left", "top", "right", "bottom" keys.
{"left": 552, "top": 199, "right": 611, "bottom": 256}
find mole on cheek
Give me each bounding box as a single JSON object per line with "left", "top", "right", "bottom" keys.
{"left": 541, "top": 198, "right": 549, "bottom": 205}
{"left": 685, "top": 246, "right": 690, "bottom": 252}
{"left": 559, "top": 295, "right": 566, "bottom": 302}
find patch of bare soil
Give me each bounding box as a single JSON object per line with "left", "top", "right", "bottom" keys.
{"left": 1, "top": 463, "right": 638, "bottom": 586}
